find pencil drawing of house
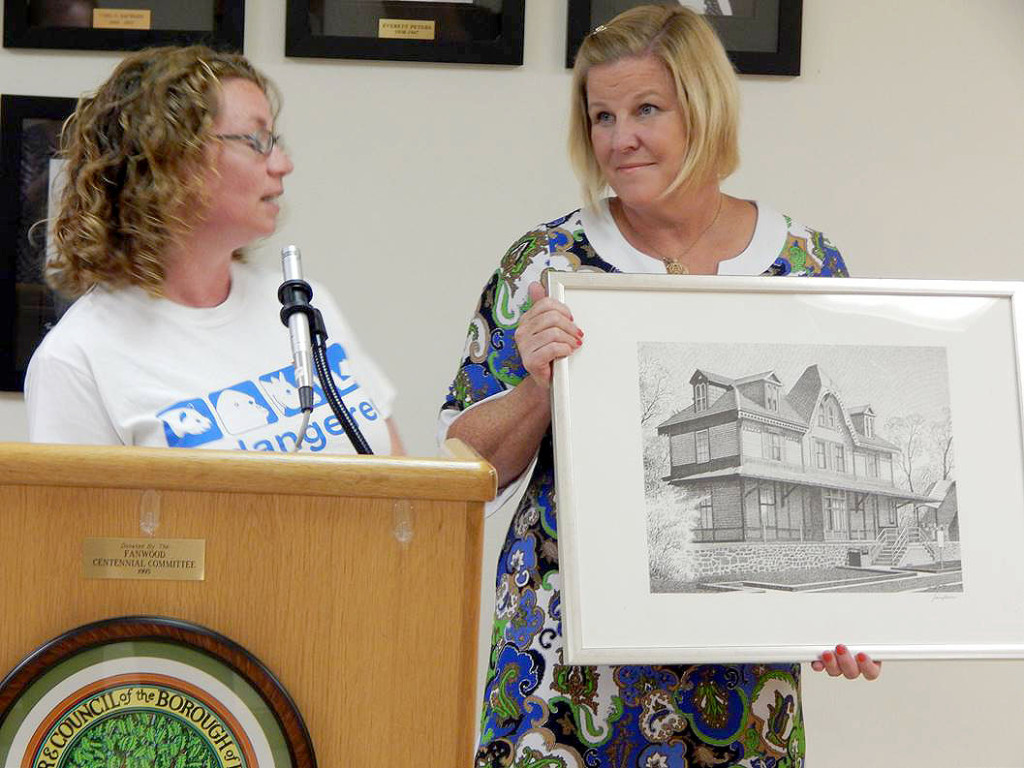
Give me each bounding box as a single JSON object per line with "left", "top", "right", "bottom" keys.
{"left": 655, "top": 364, "right": 952, "bottom": 580}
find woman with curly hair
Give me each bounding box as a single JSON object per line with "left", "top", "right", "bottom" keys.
{"left": 26, "top": 46, "right": 402, "bottom": 454}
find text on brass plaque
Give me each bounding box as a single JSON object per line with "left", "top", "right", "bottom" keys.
{"left": 92, "top": 9, "right": 152, "bottom": 30}
{"left": 378, "top": 19, "right": 436, "bottom": 40}
{"left": 83, "top": 538, "right": 205, "bottom": 581}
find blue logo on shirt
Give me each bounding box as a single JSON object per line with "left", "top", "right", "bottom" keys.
{"left": 209, "top": 381, "right": 279, "bottom": 435}
{"left": 325, "top": 343, "right": 360, "bottom": 398}
{"left": 155, "top": 342, "right": 376, "bottom": 449}
{"left": 259, "top": 367, "right": 326, "bottom": 417}
{"left": 158, "top": 400, "right": 222, "bottom": 448}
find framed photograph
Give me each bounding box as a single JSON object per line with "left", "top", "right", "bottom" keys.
{"left": 565, "top": 0, "right": 802, "bottom": 74}
{"left": 548, "top": 272, "right": 1024, "bottom": 665}
{"left": 3, "top": 0, "right": 244, "bottom": 52}
{"left": 0, "top": 94, "right": 78, "bottom": 392}
{"left": 286, "top": 0, "right": 525, "bottom": 65}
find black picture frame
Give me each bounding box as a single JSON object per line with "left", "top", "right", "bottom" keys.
{"left": 0, "top": 94, "right": 77, "bottom": 392}
{"left": 286, "top": 0, "right": 525, "bottom": 65}
{"left": 566, "top": 0, "right": 802, "bottom": 75}
{"left": 3, "top": 0, "right": 244, "bottom": 52}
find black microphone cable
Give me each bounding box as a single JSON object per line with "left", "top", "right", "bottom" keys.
{"left": 278, "top": 246, "right": 373, "bottom": 455}
{"left": 311, "top": 329, "right": 373, "bottom": 455}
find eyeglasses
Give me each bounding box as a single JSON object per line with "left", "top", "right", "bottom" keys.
{"left": 214, "top": 129, "right": 282, "bottom": 157}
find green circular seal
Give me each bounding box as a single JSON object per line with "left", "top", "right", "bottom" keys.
{"left": 0, "top": 617, "right": 315, "bottom": 768}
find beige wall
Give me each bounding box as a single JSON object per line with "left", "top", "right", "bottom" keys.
{"left": 3, "top": 1, "right": 1024, "bottom": 765}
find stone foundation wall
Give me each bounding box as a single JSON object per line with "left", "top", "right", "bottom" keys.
{"left": 686, "top": 542, "right": 853, "bottom": 579}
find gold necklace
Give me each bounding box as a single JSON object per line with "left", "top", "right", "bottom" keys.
{"left": 623, "top": 194, "right": 725, "bottom": 275}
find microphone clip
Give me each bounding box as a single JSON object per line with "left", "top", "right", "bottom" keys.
{"left": 278, "top": 279, "right": 329, "bottom": 345}
{"left": 278, "top": 278, "right": 314, "bottom": 326}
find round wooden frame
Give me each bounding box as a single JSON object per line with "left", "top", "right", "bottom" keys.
{"left": 0, "top": 616, "right": 316, "bottom": 767}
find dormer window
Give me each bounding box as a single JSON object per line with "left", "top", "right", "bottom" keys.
{"left": 864, "top": 413, "right": 874, "bottom": 438}
{"left": 766, "top": 383, "right": 779, "bottom": 412}
{"left": 817, "top": 398, "right": 839, "bottom": 429}
{"left": 694, "top": 381, "right": 708, "bottom": 412}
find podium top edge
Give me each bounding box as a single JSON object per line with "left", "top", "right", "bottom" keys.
{"left": 0, "top": 442, "right": 498, "bottom": 503}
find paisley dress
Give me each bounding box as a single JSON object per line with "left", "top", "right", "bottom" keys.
{"left": 441, "top": 201, "right": 848, "bottom": 768}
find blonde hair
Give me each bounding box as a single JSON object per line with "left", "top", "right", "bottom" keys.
{"left": 47, "top": 45, "right": 278, "bottom": 298}
{"left": 568, "top": 4, "right": 740, "bottom": 206}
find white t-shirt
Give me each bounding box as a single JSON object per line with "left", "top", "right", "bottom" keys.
{"left": 26, "top": 265, "right": 395, "bottom": 454}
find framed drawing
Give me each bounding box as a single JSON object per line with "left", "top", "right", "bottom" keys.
{"left": 0, "top": 94, "right": 77, "bottom": 392}
{"left": 0, "top": 616, "right": 315, "bottom": 767}
{"left": 286, "top": 0, "right": 525, "bottom": 65}
{"left": 565, "top": 0, "right": 802, "bottom": 74}
{"left": 548, "top": 272, "right": 1024, "bottom": 664}
{"left": 3, "top": 0, "right": 244, "bottom": 52}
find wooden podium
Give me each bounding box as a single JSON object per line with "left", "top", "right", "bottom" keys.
{"left": 0, "top": 440, "right": 495, "bottom": 766}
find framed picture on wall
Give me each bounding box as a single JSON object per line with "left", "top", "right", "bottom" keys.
{"left": 286, "top": 0, "right": 525, "bottom": 65}
{"left": 3, "top": 0, "right": 244, "bottom": 52}
{"left": 565, "top": 0, "right": 802, "bottom": 74}
{"left": 548, "top": 271, "right": 1024, "bottom": 664}
{"left": 0, "top": 94, "right": 77, "bottom": 391}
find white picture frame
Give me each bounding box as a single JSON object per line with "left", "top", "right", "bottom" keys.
{"left": 548, "top": 272, "right": 1024, "bottom": 665}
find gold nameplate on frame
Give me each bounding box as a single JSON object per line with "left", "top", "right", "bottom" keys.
{"left": 378, "top": 19, "right": 436, "bottom": 40}
{"left": 92, "top": 9, "right": 152, "bottom": 30}
{"left": 83, "top": 538, "right": 205, "bottom": 581}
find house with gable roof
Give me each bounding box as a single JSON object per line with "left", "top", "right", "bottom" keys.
{"left": 656, "top": 364, "right": 936, "bottom": 561}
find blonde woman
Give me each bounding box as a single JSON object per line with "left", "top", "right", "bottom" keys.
{"left": 441, "top": 5, "right": 876, "bottom": 766}
{"left": 27, "top": 46, "right": 402, "bottom": 454}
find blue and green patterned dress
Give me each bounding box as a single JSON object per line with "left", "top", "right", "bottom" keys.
{"left": 441, "top": 202, "right": 848, "bottom": 768}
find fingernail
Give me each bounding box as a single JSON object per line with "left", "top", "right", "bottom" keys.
{"left": 822, "top": 652, "right": 833, "bottom": 663}
{"left": 856, "top": 652, "right": 866, "bottom": 663}
{"left": 836, "top": 645, "right": 847, "bottom": 656}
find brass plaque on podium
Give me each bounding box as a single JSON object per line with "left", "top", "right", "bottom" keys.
{"left": 83, "top": 538, "right": 205, "bottom": 581}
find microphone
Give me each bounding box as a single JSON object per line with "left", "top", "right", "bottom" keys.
{"left": 276, "top": 246, "right": 374, "bottom": 455}
{"left": 279, "top": 245, "right": 315, "bottom": 413}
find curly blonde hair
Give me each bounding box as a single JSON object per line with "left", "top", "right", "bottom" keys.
{"left": 47, "top": 45, "right": 278, "bottom": 298}
{"left": 568, "top": 4, "right": 740, "bottom": 207}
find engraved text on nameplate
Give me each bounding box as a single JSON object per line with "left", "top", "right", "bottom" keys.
{"left": 92, "top": 9, "right": 152, "bottom": 30}
{"left": 378, "top": 19, "right": 436, "bottom": 40}
{"left": 83, "top": 538, "right": 205, "bottom": 581}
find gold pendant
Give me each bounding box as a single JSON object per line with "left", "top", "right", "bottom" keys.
{"left": 665, "top": 260, "right": 689, "bottom": 275}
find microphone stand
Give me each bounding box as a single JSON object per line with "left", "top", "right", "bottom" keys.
{"left": 278, "top": 277, "right": 373, "bottom": 456}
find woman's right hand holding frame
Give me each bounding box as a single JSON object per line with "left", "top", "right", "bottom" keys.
{"left": 446, "top": 281, "right": 584, "bottom": 489}
{"left": 515, "top": 282, "right": 584, "bottom": 387}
